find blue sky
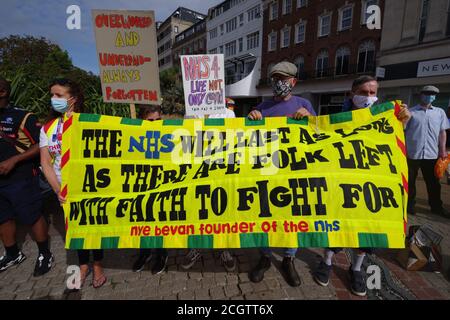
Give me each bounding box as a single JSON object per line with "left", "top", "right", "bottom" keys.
{"left": 0, "top": 0, "right": 222, "bottom": 74}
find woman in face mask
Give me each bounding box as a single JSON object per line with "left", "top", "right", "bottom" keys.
{"left": 39, "top": 78, "right": 107, "bottom": 289}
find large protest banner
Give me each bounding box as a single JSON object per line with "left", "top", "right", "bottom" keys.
{"left": 61, "top": 102, "right": 408, "bottom": 250}
{"left": 181, "top": 54, "right": 226, "bottom": 117}
{"left": 92, "top": 10, "right": 161, "bottom": 105}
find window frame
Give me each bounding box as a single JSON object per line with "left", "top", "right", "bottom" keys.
{"left": 361, "top": 0, "right": 379, "bottom": 25}
{"left": 283, "top": 0, "right": 292, "bottom": 15}
{"left": 225, "top": 40, "right": 237, "bottom": 57}
{"left": 270, "top": 1, "right": 279, "bottom": 21}
{"left": 335, "top": 46, "right": 351, "bottom": 75}
{"left": 338, "top": 5, "right": 353, "bottom": 31}
{"left": 357, "top": 40, "right": 376, "bottom": 73}
{"left": 297, "top": 0, "right": 307, "bottom": 9}
{"left": 247, "top": 31, "right": 260, "bottom": 50}
{"left": 295, "top": 20, "right": 306, "bottom": 44}
{"left": 318, "top": 13, "right": 332, "bottom": 37}
{"left": 294, "top": 55, "right": 305, "bottom": 79}
{"left": 280, "top": 26, "right": 291, "bottom": 48}
{"left": 316, "top": 50, "right": 329, "bottom": 78}
{"left": 268, "top": 32, "right": 278, "bottom": 52}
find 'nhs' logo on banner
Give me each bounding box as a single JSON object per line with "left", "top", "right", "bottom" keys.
{"left": 128, "top": 131, "right": 174, "bottom": 159}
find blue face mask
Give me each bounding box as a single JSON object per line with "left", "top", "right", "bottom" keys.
{"left": 421, "top": 95, "right": 436, "bottom": 105}
{"left": 51, "top": 98, "right": 70, "bottom": 113}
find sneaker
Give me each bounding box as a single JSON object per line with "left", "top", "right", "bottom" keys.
{"left": 281, "top": 256, "right": 301, "bottom": 287}
{"left": 132, "top": 253, "right": 152, "bottom": 272}
{"left": 220, "top": 250, "right": 236, "bottom": 272}
{"left": 349, "top": 267, "right": 367, "bottom": 297}
{"left": 313, "top": 260, "right": 332, "bottom": 287}
{"left": 0, "top": 251, "right": 27, "bottom": 272}
{"left": 249, "top": 255, "right": 271, "bottom": 283}
{"left": 181, "top": 249, "right": 202, "bottom": 270}
{"left": 151, "top": 253, "right": 168, "bottom": 275}
{"left": 33, "top": 252, "right": 54, "bottom": 277}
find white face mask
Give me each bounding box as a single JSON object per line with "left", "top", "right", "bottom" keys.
{"left": 352, "top": 95, "right": 378, "bottom": 109}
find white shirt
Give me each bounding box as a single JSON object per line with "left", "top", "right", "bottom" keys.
{"left": 39, "top": 118, "right": 63, "bottom": 184}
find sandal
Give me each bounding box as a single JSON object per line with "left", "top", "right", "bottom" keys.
{"left": 79, "top": 267, "right": 91, "bottom": 289}
{"left": 92, "top": 272, "right": 107, "bottom": 289}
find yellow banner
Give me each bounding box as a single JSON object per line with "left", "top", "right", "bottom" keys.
{"left": 61, "top": 101, "right": 408, "bottom": 250}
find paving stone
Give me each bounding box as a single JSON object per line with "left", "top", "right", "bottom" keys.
{"left": 33, "top": 278, "right": 50, "bottom": 289}
{"left": 171, "top": 280, "right": 188, "bottom": 293}
{"left": 188, "top": 271, "right": 203, "bottom": 280}
{"left": 48, "top": 286, "right": 65, "bottom": 299}
{"left": 238, "top": 282, "right": 253, "bottom": 295}
{"left": 32, "top": 287, "right": 51, "bottom": 299}
{"left": 194, "top": 288, "right": 210, "bottom": 300}
{"left": 0, "top": 282, "right": 18, "bottom": 293}
{"left": 186, "top": 278, "right": 202, "bottom": 290}
{"left": 284, "top": 286, "right": 304, "bottom": 299}
{"left": 15, "top": 281, "right": 35, "bottom": 293}
{"left": 264, "top": 278, "right": 281, "bottom": 289}
{"left": 123, "top": 289, "right": 147, "bottom": 300}
{"left": 238, "top": 273, "right": 250, "bottom": 283}
{"left": 178, "top": 289, "right": 195, "bottom": 300}
{"left": 226, "top": 274, "right": 239, "bottom": 284}
{"left": 200, "top": 277, "right": 216, "bottom": 289}
{"left": 224, "top": 284, "right": 241, "bottom": 297}
{"left": 214, "top": 274, "right": 227, "bottom": 286}
{"left": 0, "top": 292, "right": 16, "bottom": 299}
{"left": 14, "top": 291, "right": 33, "bottom": 300}
{"left": 210, "top": 286, "right": 226, "bottom": 300}
{"left": 252, "top": 281, "right": 269, "bottom": 293}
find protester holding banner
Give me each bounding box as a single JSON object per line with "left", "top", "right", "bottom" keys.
{"left": 312, "top": 75, "right": 411, "bottom": 296}
{"left": 132, "top": 104, "right": 168, "bottom": 274}
{"left": 40, "top": 78, "right": 107, "bottom": 288}
{"left": 247, "top": 61, "right": 316, "bottom": 287}
{"left": 0, "top": 76, "right": 53, "bottom": 276}
{"left": 405, "top": 85, "right": 449, "bottom": 218}
{"left": 181, "top": 99, "right": 237, "bottom": 272}
{"left": 248, "top": 62, "right": 315, "bottom": 122}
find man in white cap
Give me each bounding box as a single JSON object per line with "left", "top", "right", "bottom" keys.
{"left": 405, "top": 85, "right": 449, "bottom": 218}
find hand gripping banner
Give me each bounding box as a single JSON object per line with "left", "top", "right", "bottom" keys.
{"left": 61, "top": 101, "right": 408, "bottom": 250}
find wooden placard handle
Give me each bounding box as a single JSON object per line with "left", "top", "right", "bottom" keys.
{"left": 130, "top": 103, "right": 136, "bottom": 119}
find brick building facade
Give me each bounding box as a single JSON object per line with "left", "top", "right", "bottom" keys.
{"left": 259, "top": 0, "right": 384, "bottom": 114}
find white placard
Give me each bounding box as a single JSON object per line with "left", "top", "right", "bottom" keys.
{"left": 180, "top": 54, "right": 226, "bottom": 116}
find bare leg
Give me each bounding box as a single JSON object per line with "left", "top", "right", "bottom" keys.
{"left": 0, "top": 220, "right": 16, "bottom": 247}
{"left": 30, "top": 216, "right": 48, "bottom": 242}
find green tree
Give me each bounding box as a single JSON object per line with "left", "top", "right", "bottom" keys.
{"left": 0, "top": 35, "right": 130, "bottom": 119}
{"left": 159, "top": 66, "right": 185, "bottom": 115}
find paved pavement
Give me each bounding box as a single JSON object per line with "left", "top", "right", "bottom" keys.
{"left": 0, "top": 173, "right": 449, "bottom": 300}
